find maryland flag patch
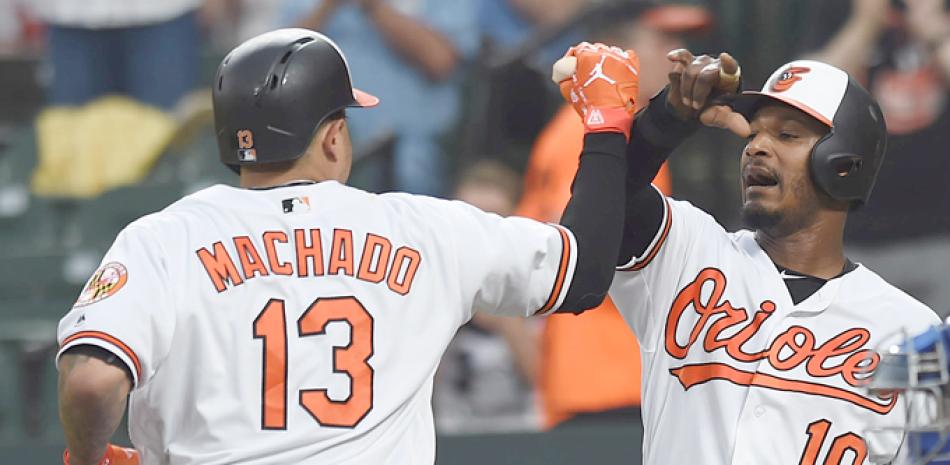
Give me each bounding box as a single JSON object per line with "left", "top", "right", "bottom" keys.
{"left": 74, "top": 262, "right": 128, "bottom": 307}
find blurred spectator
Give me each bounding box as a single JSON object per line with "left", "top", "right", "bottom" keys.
{"left": 31, "top": 0, "right": 202, "bottom": 110}
{"left": 516, "top": 3, "right": 712, "bottom": 429}
{"left": 201, "top": 0, "right": 286, "bottom": 50}
{"left": 0, "top": 0, "right": 23, "bottom": 50}
{"left": 434, "top": 160, "right": 541, "bottom": 433}
{"left": 0, "top": 0, "right": 42, "bottom": 53}
{"left": 480, "top": 0, "right": 585, "bottom": 62}
{"left": 471, "top": 0, "right": 586, "bottom": 161}
{"left": 281, "top": 0, "right": 479, "bottom": 196}
{"left": 802, "top": 0, "right": 950, "bottom": 314}
{"left": 0, "top": 0, "right": 18, "bottom": 46}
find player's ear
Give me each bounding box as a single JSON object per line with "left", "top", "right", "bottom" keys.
{"left": 321, "top": 118, "right": 346, "bottom": 163}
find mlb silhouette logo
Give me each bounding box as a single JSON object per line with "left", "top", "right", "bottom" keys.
{"left": 282, "top": 196, "right": 311, "bottom": 213}
{"left": 238, "top": 148, "right": 257, "bottom": 161}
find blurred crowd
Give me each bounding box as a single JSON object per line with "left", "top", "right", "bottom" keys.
{"left": 1, "top": 0, "right": 949, "bottom": 441}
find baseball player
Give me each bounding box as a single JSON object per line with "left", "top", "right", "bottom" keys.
{"left": 55, "top": 31, "right": 639, "bottom": 465}
{"left": 604, "top": 49, "right": 941, "bottom": 464}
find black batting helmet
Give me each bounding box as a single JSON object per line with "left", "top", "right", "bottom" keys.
{"left": 732, "top": 60, "right": 887, "bottom": 207}
{"left": 213, "top": 29, "right": 378, "bottom": 172}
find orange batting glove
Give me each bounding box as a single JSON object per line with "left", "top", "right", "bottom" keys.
{"left": 64, "top": 444, "right": 140, "bottom": 465}
{"left": 558, "top": 42, "right": 640, "bottom": 141}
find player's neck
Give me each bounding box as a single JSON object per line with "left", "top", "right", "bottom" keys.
{"left": 240, "top": 162, "right": 340, "bottom": 189}
{"left": 755, "top": 214, "right": 847, "bottom": 280}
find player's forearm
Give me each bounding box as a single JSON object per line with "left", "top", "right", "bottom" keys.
{"left": 805, "top": 16, "right": 883, "bottom": 80}
{"left": 508, "top": 0, "right": 584, "bottom": 26}
{"left": 614, "top": 87, "right": 697, "bottom": 264}
{"left": 293, "top": 1, "right": 339, "bottom": 31}
{"left": 557, "top": 133, "right": 627, "bottom": 313}
{"left": 362, "top": 1, "right": 459, "bottom": 81}
{"left": 934, "top": 39, "right": 950, "bottom": 81}
{"left": 59, "top": 350, "right": 132, "bottom": 465}
{"left": 627, "top": 86, "right": 700, "bottom": 164}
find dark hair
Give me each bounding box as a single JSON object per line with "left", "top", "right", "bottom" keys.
{"left": 324, "top": 108, "right": 346, "bottom": 124}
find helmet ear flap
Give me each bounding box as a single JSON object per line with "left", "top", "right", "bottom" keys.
{"left": 807, "top": 77, "right": 887, "bottom": 208}
{"left": 811, "top": 148, "right": 867, "bottom": 208}
{"left": 809, "top": 130, "right": 837, "bottom": 199}
{"left": 830, "top": 154, "right": 863, "bottom": 178}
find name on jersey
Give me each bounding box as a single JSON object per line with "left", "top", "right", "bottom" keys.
{"left": 195, "top": 229, "right": 421, "bottom": 295}
{"left": 664, "top": 267, "right": 896, "bottom": 414}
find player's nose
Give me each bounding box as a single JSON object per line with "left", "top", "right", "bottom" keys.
{"left": 743, "top": 133, "right": 771, "bottom": 159}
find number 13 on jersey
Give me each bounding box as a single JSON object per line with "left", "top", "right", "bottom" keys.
{"left": 253, "top": 296, "right": 374, "bottom": 429}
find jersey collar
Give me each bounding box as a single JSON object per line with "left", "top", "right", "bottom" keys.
{"left": 247, "top": 180, "right": 319, "bottom": 191}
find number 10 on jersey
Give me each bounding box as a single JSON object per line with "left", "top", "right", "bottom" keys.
{"left": 253, "top": 296, "right": 375, "bottom": 429}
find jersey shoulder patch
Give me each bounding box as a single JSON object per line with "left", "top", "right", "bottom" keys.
{"left": 74, "top": 262, "right": 128, "bottom": 308}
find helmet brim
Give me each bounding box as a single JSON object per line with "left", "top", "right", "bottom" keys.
{"left": 732, "top": 91, "right": 832, "bottom": 127}
{"left": 352, "top": 88, "right": 380, "bottom": 108}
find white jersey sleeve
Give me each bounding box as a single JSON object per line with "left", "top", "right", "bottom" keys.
{"left": 419, "top": 197, "right": 577, "bottom": 319}
{"left": 610, "top": 188, "right": 724, "bottom": 349}
{"left": 56, "top": 221, "right": 175, "bottom": 388}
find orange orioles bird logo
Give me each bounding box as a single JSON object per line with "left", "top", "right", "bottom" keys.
{"left": 772, "top": 66, "right": 811, "bottom": 92}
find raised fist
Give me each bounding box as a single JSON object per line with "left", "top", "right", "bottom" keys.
{"left": 554, "top": 42, "right": 640, "bottom": 141}
{"left": 666, "top": 49, "right": 749, "bottom": 137}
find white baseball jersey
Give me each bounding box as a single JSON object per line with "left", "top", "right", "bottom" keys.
{"left": 609, "top": 190, "right": 939, "bottom": 465}
{"left": 56, "top": 181, "right": 576, "bottom": 465}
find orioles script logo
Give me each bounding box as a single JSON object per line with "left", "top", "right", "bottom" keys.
{"left": 665, "top": 267, "right": 896, "bottom": 415}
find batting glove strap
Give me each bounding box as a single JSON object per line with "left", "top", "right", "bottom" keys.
{"left": 64, "top": 444, "right": 140, "bottom": 465}
{"left": 581, "top": 106, "right": 635, "bottom": 141}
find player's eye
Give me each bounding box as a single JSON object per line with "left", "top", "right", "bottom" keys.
{"left": 746, "top": 132, "right": 758, "bottom": 142}
{"left": 778, "top": 131, "right": 798, "bottom": 140}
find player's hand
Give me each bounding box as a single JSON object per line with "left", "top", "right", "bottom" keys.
{"left": 905, "top": 0, "right": 950, "bottom": 46}
{"left": 851, "top": 0, "right": 890, "bottom": 29}
{"left": 554, "top": 42, "right": 640, "bottom": 141}
{"left": 666, "top": 49, "right": 750, "bottom": 138}
{"left": 64, "top": 444, "right": 140, "bottom": 465}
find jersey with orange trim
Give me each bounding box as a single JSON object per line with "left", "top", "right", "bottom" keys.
{"left": 56, "top": 181, "right": 576, "bottom": 465}
{"left": 608, "top": 188, "right": 939, "bottom": 465}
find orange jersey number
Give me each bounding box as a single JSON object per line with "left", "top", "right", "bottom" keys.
{"left": 253, "top": 296, "right": 374, "bottom": 430}
{"left": 799, "top": 419, "right": 867, "bottom": 465}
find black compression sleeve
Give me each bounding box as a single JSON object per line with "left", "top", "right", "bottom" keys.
{"left": 617, "top": 87, "right": 701, "bottom": 265}
{"left": 557, "top": 133, "right": 627, "bottom": 314}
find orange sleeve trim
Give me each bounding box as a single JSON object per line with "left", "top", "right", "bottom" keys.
{"left": 620, "top": 196, "right": 672, "bottom": 272}
{"left": 535, "top": 225, "right": 572, "bottom": 315}
{"left": 62, "top": 331, "right": 143, "bottom": 382}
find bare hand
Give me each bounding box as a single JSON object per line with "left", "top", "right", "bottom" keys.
{"left": 666, "top": 49, "right": 750, "bottom": 138}
{"left": 905, "top": 0, "right": 950, "bottom": 45}
{"left": 851, "top": 0, "right": 891, "bottom": 28}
